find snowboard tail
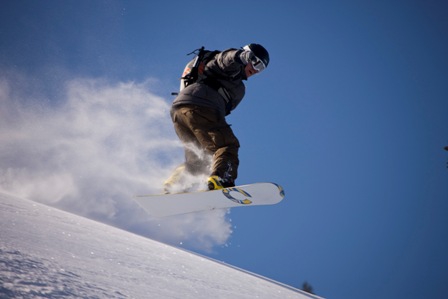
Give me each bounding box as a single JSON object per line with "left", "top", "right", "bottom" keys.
{"left": 134, "top": 182, "right": 285, "bottom": 217}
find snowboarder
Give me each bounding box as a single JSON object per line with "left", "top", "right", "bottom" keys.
{"left": 164, "top": 43, "right": 270, "bottom": 193}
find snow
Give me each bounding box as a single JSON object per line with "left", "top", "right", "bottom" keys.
{"left": 0, "top": 193, "right": 321, "bottom": 299}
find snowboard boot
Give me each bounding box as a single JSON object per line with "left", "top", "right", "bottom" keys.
{"left": 207, "top": 176, "right": 235, "bottom": 191}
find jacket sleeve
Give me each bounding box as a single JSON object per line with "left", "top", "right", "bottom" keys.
{"left": 202, "top": 49, "right": 246, "bottom": 116}
{"left": 212, "top": 49, "right": 245, "bottom": 79}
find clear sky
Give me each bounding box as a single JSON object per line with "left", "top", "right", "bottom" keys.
{"left": 1, "top": 1, "right": 447, "bottom": 299}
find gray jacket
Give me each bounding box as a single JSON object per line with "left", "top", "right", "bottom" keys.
{"left": 172, "top": 49, "right": 246, "bottom": 117}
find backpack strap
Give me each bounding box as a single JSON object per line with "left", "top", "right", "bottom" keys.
{"left": 181, "top": 47, "right": 206, "bottom": 87}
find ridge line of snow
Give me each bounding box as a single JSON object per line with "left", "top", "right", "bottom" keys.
{"left": 187, "top": 252, "right": 324, "bottom": 299}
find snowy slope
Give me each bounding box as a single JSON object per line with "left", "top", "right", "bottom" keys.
{"left": 0, "top": 193, "right": 321, "bottom": 299}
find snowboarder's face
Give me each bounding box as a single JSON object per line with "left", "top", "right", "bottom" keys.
{"left": 245, "top": 62, "right": 259, "bottom": 78}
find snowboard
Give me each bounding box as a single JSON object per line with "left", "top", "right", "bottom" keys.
{"left": 134, "top": 182, "right": 285, "bottom": 218}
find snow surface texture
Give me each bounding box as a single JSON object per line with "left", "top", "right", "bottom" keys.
{"left": 0, "top": 193, "right": 320, "bottom": 299}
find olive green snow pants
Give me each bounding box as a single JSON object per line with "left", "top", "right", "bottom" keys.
{"left": 170, "top": 105, "right": 240, "bottom": 183}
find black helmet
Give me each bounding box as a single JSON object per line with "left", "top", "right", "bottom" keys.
{"left": 243, "top": 43, "right": 270, "bottom": 68}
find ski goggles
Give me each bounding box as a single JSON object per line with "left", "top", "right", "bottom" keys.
{"left": 250, "top": 55, "right": 266, "bottom": 72}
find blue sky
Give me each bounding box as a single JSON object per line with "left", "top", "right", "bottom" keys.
{"left": 1, "top": 1, "right": 447, "bottom": 298}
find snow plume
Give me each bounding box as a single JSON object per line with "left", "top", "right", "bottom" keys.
{"left": 0, "top": 73, "right": 232, "bottom": 252}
